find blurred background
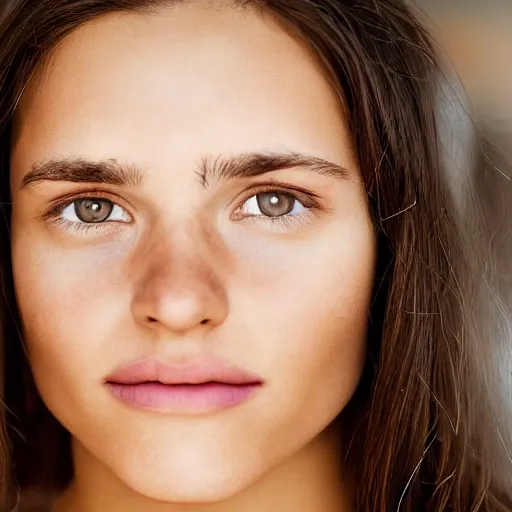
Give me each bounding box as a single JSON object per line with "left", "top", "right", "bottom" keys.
{"left": 415, "top": 0, "right": 512, "bottom": 373}
{"left": 417, "top": 0, "right": 512, "bottom": 490}
{"left": 415, "top": 0, "right": 512, "bottom": 232}
{"left": 418, "top": 0, "right": 512, "bottom": 116}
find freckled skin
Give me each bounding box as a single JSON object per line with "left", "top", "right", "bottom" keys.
{"left": 10, "top": 3, "right": 376, "bottom": 512}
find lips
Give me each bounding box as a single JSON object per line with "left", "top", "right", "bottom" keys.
{"left": 104, "top": 357, "right": 263, "bottom": 414}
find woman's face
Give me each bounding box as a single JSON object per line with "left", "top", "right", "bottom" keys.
{"left": 10, "top": 1, "right": 376, "bottom": 503}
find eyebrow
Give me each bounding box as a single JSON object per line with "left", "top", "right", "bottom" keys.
{"left": 21, "top": 158, "right": 144, "bottom": 189}
{"left": 20, "top": 152, "right": 350, "bottom": 190}
{"left": 197, "top": 152, "right": 350, "bottom": 187}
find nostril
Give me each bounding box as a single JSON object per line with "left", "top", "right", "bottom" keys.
{"left": 200, "top": 319, "right": 209, "bottom": 325}
{"left": 147, "top": 316, "right": 158, "bottom": 323}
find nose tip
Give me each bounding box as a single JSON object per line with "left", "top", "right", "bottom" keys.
{"left": 131, "top": 260, "right": 229, "bottom": 336}
{"left": 138, "top": 293, "right": 219, "bottom": 333}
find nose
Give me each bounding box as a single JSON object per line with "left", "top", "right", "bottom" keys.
{"left": 130, "top": 234, "right": 229, "bottom": 336}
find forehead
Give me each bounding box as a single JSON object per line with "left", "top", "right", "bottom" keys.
{"left": 11, "top": 3, "right": 353, "bottom": 181}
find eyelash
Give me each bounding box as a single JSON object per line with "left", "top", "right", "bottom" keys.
{"left": 43, "top": 189, "right": 128, "bottom": 235}
{"left": 43, "top": 185, "right": 320, "bottom": 234}
{"left": 233, "top": 184, "right": 319, "bottom": 228}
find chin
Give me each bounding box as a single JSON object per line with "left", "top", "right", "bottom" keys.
{"left": 119, "top": 466, "right": 260, "bottom": 504}
{"left": 110, "top": 444, "right": 266, "bottom": 504}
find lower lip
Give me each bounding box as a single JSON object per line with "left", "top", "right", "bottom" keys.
{"left": 106, "top": 382, "right": 261, "bottom": 414}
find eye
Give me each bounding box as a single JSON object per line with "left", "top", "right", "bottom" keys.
{"left": 61, "top": 198, "right": 130, "bottom": 224}
{"left": 240, "top": 192, "right": 306, "bottom": 218}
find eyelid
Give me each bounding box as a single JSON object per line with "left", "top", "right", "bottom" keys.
{"left": 42, "top": 189, "right": 134, "bottom": 222}
{"left": 229, "top": 183, "right": 322, "bottom": 233}
{"left": 40, "top": 182, "right": 321, "bottom": 236}
{"left": 231, "top": 181, "right": 321, "bottom": 214}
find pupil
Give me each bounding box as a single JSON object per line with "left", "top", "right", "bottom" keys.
{"left": 75, "top": 199, "right": 113, "bottom": 223}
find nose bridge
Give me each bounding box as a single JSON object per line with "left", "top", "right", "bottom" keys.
{"left": 130, "top": 220, "right": 229, "bottom": 335}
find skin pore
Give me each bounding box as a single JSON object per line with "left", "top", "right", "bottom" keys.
{"left": 9, "top": 2, "right": 376, "bottom": 511}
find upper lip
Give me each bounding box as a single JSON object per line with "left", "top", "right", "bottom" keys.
{"left": 105, "top": 357, "right": 263, "bottom": 386}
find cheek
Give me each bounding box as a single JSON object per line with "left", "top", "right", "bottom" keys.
{"left": 231, "top": 218, "right": 376, "bottom": 435}
{"left": 11, "top": 233, "right": 129, "bottom": 399}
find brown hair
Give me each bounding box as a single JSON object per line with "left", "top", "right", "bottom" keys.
{"left": 0, "top": 1, "right": 511, "bottom": 510}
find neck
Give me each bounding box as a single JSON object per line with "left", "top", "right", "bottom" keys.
{"left": 52, "top": 423, "right": 354, "bottom": 512}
